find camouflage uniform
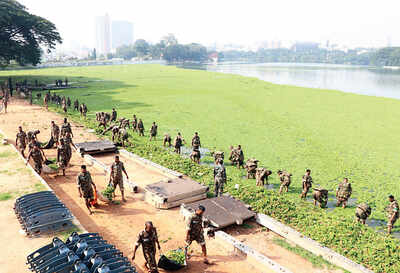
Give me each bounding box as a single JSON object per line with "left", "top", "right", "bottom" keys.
{"left": 57, "top": 144, "right": 69, "bottom": 169}
{"left": 111, "top": 126, "right": 120, "bottom": 142}
{"left": 132, "top": 116, "right": 138, "bottom": 132}
{"left": 279, "top": 171, "right": 291, "bottom": 193}
{"left": 137, "top": 120, "right": 144, "bottom": 136}
{"left": 111, "top": 161, "right": 126, "bottom": 190}
{"left": 135, "top": 229, "right": 159, "bottom": 273}
{"left": 67, "top": 97, "right": 71, "bottom": 107}
{"left": 313, "top": 188, "right": 328, "bottom": 208}
{"left": 174, "top": 135, "right": 183, "bottom": 153}
{"left": 111, "top": 109, "right": 117, "bottom": 122}
{"left": 60, "top": 122, "right": 72, "bottom": 137}
{"left": 16, "top": 131, "right": 27, "bottom": 150}
{"left": 119, "top": 128, "right": 129, "bottom": 141}
{"left": 245, "top": 159, "right": 258, "bottom": 179}
{"left": 51, "top": 124, "right": 60, "bottom": 143}
{"left": 76, "top": 171, "right": 94, "bottom": 199}
{"left": 82, "top": 104, "right": 87, "bottom": 117}
{"left": 63, "top": 134, "right": 73, "bottom": 162}
{"left": 336, "top": 181, "right": 352, "bottom": 206}
{"left": 28, "top": 149, "right": 44, "bottom": 174}
{"left": 355, "top": 203, "right": 371, "bottom": 224}
{"left": 192, "top": 136, "right": 201, "bottom": 150}
{"left": 301, "top": 173, "right": 313, "bottom": 198}
{"left": 214, "top": 163, "right": 226, "bottom": 197}
{"left": 163, "top": 134, "right": 171, "bottom": 147}
{"left": 256, "top": 168, "right": 272, "bottom": 186}
{"left": 150, "top": 124, "right": 158, "bottom": 137}
{"left": 387, "top": 200, "right": 399, "bottom": 228}
{"left": 74, "top": 100, "right": 79, "bottom": 111}
{"left": 186, "top": 213, "right": 206, "bottom": 246}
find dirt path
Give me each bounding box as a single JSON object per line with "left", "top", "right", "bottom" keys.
{"left": 0, "top": 134, "right": 53, "bottom": 273}
{"left": 0, "top": 98, "right": 341, "bottom": 273}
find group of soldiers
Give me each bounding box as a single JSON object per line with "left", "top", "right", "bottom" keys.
{"left": 43, "top": 91, "right": 87, "bottom": 117}
{"left": 16, "top": 118, "right": 75, "bottom": 176}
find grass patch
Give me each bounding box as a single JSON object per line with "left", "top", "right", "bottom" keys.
{"left": 0, "top": 192, "right": 12, "bottom": 201}
{"left": 33, "top": 183, "right": 47, "bottom": 192}
{"left": 273, "top": 238, "right": 348, "bottom": 272}
{"left": 3, "top": 64, "right": 400, "bottom": 272}
{"left": 57, "top": 225, "right": 82, "bottom": 241}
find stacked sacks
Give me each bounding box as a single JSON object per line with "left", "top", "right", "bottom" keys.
{"left": 14, "top": 191, "right": 73, "bottom": 236}
{"left": 27, "top": 232, "right": 137, "bottom": 273}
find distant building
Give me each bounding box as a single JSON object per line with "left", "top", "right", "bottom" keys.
{"left": 95, "top": 14, "right": 111, "bottom": 55}
{"left": 111, "top": 21, "right": 134, "bottom": 50}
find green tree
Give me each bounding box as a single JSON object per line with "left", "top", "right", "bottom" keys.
{"left": 115, "top": 45, "right": 137, "bottom": 60}
{"left": 0, "top": 0, "right": 62, "bottom": 67}
{"left": 133, "top": 39, "right": 150, "bottom": 57}
{"left": 161, "top": 33, "right": 178, "bottom": 46}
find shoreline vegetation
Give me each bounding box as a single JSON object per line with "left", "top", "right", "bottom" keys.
{"left": 2, "top": 64, "right": 400, "bottom": 272}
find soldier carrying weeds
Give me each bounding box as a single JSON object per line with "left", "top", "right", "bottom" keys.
{"left": 77, "top": 165, "right": 97, "bottom": 215}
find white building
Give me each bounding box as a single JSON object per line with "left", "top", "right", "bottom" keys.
{"left": 95, "top": 14, "right": 111, "bottom": 55}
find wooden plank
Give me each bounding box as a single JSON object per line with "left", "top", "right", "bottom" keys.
{"left": 214, "top": 196, "right": 255, "bottom": 225}
{"left": 146, "top": 192, "right": 207, "bottom": 209}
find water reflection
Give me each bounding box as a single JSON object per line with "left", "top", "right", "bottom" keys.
{"left": 182, "top": 63, "right": 400, "bottom": 99}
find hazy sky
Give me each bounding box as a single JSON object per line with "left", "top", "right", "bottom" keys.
{"left": 19, "top": 0, "right": 400, "bottom": 49}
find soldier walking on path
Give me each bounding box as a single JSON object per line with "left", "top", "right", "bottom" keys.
{"left": 57, "top": 138, "right": 69, "bottom": 176}
{"left": 214, "top": 159, "right": 226, "bottom": 197}
{"left": 149, "top": 122, "right": 158, "bottom": 141}
{"left": 174, "top": 132, "right": 185, "bottom": 154}
{"left": 185, "top": 205, "right": 210, "bottom": 265}
{"left": 77, "top": 165, "right": 97, "bottom": 215}
{"left": 26, "top": 144, "right": 46, "bottom": 174}
{"left": 51, "top": 121, "right": 60, "bottom": 146}
{"left": 336, "top": 178, "right": 352, "bottom": 208}
{"left": 387, "top": 195, "right": 399, "bottom": 234}
{"left": 61, "top": 118, "right": 73, "bottom": 138}
{"left": 137, "top": 119, "right": 145, "bottom": 136}
{"left": 2, "top": 90, "right": 9, "bottom": 113}
{"left": 44, "top": 92, "right": 49, "bottom": 110}
{"left": 63, "top": 131, "right": 76, "bottom": 164}
{"left": 109, "top": 155, "right": 129, "bottom": 202}
{"left": 300, "top": 169, "right": 313, "bottom": 199}
{"left": 111, "top": 108, "right": 117, "bottom": 122}
{"left": 132, "top": 221, "right": 161, "bottom": 273}
{"left": 16, "top": 126, "right": 27, "bottom": 158}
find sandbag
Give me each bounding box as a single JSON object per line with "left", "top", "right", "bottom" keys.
{"left": 157, "top": 255, "right": 185, "bottom": 271}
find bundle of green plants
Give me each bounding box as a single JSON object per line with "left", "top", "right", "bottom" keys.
{"left": 101, "top": 184, "right": 114, "bottom": 201}
{"left": 165, "top": 248, "right": 185, "bottom": 265}
{"left": 45, "top": 157, "right": 58, "bottom": 170}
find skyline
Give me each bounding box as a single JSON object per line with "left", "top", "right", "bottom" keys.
{"left": 18, "top": 0, "right": 400, "bottom": 50}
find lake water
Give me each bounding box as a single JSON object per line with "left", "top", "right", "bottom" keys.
{"left": 190, "top": 63, "right": 400, "bottom": 100}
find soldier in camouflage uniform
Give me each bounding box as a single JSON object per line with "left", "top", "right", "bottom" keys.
{"left": 44, "top": 92, "right": 49, "bottom": 110}
{"left": 278, "top": 170, "right": 292, "bottom": 194}
{"left": 190, "top": 148, "right": 201, "bottom": 164}
{"left": 355, "top": 203, "right": 371, "bottom": 225}
{"left": 149, "top": 122, "right": 158, "bottom": 141}
{"left": 82, "top": 103, "right": 88, "bottom": 118}
{"left": 313, "top": 188, "right": 328, "bottom": 208}
{"left": 16, "top": 126, "right": 27, "bottom": 157}
{"left": 111, "top": 108, "right": 117, "bottom": 122}
{"left": 137, "top": 119, "right": 144, "bottom": 136}
{"left": 98, "top": 113, "right": 108, "bottom": 129}
{"left": 26, "top": 144, "right": 46, "bottom": 174}
{"left": 51, "top": 121, "right": 60, "bottom": 146}
{"left": 67, "top": 97, "right": 71, "bottom": 108}
{"left": 191, "top": 132, "right": 201, "bottom": 150}
{"left": 118, "top": 128, "right": 132, "bottom": 147}
{"left": 109, "top": 155, "right": 129, "bottom": 202}
{"left": 387, "top": 195, "right": 399, "bottom": 234}
{"left": 214, "top": 159, "right": 226, "bottom": 197}
{"left": 173, "top": 132, "right": 185, "bottom": 154}
{"left": 336, "top": 178, "right": 352, "bottom": 208}
{"left": 62, "top": 131, "right": 75, "bottom": 163}
{"left": 60, "top": 118, "right": 73, "bottom": 138}
{"left": 185, "top": 205, "right": 210, "bottom": 264}
{"left": 245, "top": 159, "right": 258, "bottom": 179}
{"left": 102, "top": 125, "right": 120, "bottom": 142}
{"left": 57, "top": 138, "right": 69, "bottom": 176}
{"left": 132, "top": 115, "right": 138, "bottom": 132}
{"left": 62, "top": 101, "right": 67, "bottom": 113}
{"left": 79, "top": 103, "right": 84, "bottom": 117}
{"left": 300, "top": 169, "right": 313, "bottom": 199}
{"left": 74, "top": 99, "right": 79, "bottom": 111}
{"left": 119, "top": 118, "right": 130, "bottom": 129}
{"left": 163, "top": 134, "right": 171, "bottom": 147}
{"left": 77, "top": 165, "right": 97, "bottom": 215}
{"left": 212, "top": 151, "right": 224, "bottom": 164}
{"left": 132, "top": 221, "right": 161, "bottom": 273}
{"left": 255, "top": 168, "right": 272, "bottom": 187}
